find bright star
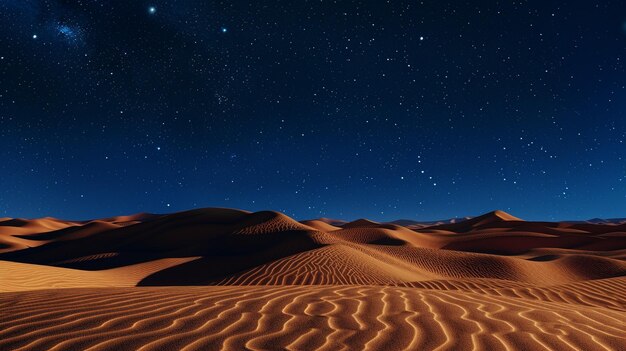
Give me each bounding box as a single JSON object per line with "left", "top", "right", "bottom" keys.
{"left": 221, "top": 27, "right": 228, "bottom": 33}
{"left": 148, "top": 6, "right": 157, "bottom": 14}
{"left": 32, "top": 34, "right": 38, "bottom": 39}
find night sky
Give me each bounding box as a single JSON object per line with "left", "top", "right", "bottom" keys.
{"left": 1, "top": 1, "right": 625, "bottom": 221}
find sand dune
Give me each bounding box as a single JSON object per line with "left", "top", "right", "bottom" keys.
{"left": 0, "top": 258, "right": 197, "bottom": 292}
{"left": 300, "top": 219, "right": 342, "bottom": 232}
{"left": 1, "top": 208, "right": 625, "bottom": 350}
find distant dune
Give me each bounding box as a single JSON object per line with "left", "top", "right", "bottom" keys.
{"left": 1, "top": 208, "right": 625, "bottom": 350}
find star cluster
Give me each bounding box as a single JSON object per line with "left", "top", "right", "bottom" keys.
{"left": 0, "top": 1, "right": 625, "bottom": 221}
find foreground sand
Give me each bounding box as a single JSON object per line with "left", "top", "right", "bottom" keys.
{"left": 2, "top": 282, "right": 625, "bottom": 351}
{"left": 1, "top": 208, "right": 625, "bottom": 350}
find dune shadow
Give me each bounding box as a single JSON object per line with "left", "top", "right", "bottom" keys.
{"left": 139, "top": 232, "right": 322, "bottom": 286}
{"left": 0, "top": 219, "right": 29, "bottom": 227}
{"left": 527, "top": 255, "right": 561, "bottom": 262}
{"left": 370, "top": 237, "right": 407, "bottom": 246}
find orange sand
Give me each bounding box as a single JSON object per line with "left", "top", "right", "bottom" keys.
{"left": 1, "top": 209, "right": 625, "bottom": 350}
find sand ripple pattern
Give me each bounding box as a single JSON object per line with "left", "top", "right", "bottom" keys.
{"left": 1, "top": 285, "right": 625, "bottom": 351}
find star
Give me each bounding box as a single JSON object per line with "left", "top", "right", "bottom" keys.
{"left": 32, "top": 34, "right": 37, "bottom": 39}
{"left": 221, "top": 27, "right": 228, "bottom": 33}
{"left": 148, "top": 6, "right": 157, "bottom": 15}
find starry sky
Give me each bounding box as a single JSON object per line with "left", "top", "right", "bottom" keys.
{"left": 1, "top": 1, "right": 625, "bottom": 221}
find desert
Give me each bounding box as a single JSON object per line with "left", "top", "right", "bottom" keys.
{"left": 1, "top": 208, "right": 625, "bottom": 350}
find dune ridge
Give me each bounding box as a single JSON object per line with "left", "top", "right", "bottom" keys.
{"left": 1, "top": 208, "right": 625, "bottom": 350}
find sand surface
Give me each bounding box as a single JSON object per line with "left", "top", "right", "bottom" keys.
{"left": 1, "top": 208, "right": 625, "bottom": 350}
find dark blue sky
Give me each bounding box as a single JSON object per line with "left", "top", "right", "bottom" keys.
{"left": 1, "top": 1, "right": 625, "bottom": 221}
